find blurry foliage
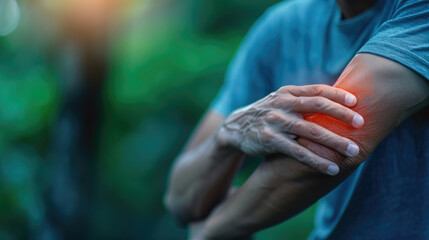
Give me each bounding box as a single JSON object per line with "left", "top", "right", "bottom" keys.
{"left": 0, "top": 0, "right": 316, "bottom": 239}
{"left": 0, "top": 68, "right": 57, "bottom": 141}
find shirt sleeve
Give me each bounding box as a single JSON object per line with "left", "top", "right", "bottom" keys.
{"left": 358, "top": 0, "right": 429, "bottom": 82}
{"left": 210, "top": 5, "right": 284, "bottom": 117}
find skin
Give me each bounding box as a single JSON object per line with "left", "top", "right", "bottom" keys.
{"left": 198, "top": 54, "right": 429, "bottom": 239}
{"left": 165, "top": 85, "right": 362, "bottom": 225}
{"left": 219, "top": 85, "right": 364, "bottom": 168}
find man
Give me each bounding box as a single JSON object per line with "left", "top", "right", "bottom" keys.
{"left": 165, "top": 0, "right": 429, "bottom": 239}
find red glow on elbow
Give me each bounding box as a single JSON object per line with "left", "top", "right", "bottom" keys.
{"left": 304, "top": 114, "right": 356, "bottom": 137}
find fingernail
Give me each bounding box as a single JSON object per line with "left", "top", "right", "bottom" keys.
{"left": 345, "top": 94, "right": 356, "bottom": 106}
{"left": 347, "top": 143, "right": 360, "bottom": 157}
{"left": 327, "top": 165, "right": 339, "bottom": 176}
{"left": 353, "top": 114, "right": 364, "bottom": 127}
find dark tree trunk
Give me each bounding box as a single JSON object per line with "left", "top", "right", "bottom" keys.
{"left": 38, "top": 2, "right": 114, "bottom": 239}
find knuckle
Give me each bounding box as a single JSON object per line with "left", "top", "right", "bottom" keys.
{"left": 259, "top": 127, "right": 274, "bottom": 145}
{"left": 278, "top": 86, "right": 289, "bottom": 93}
{"left": 272, "top": 95, "right": 292, "bottom": 108}
{"left": 281, "top": 118, "right": 293, "bottom": 130}
{"left": 270, "top": 94, "right": 282, "bottom": 108}
{"left": 294, "top": 147, "right": 307, "bottom": 160}
{"left": 294, "top": 96, "right": 305, "bottom": 108}
{"left": 266, "top": 111, "right": 282, "bottom": 123}
{"left": 308, "top": 125, "right": 322, "bottom": 139}
{"left": 272, "top": 138, "right": 287, "bottom": 152}
{"left": 298, "top": 152, "right": 319, "bottom": 169}
{"left": 311, "top": 85, "right": 323, "bottom": 95}
{"left": 313, "top": 98, "right": 326, "bottom": 110}
{"left": 309, "top": 158, "right": 319, "bottom": 169}
{"left": 290, "top": 120, "right": 302, "bottom": 132}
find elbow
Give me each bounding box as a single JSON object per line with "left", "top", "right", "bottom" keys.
{"left": 164, "top": 191, "right": 192, "bottom": 226}
{"left": 164, "top": 162, "right": 213, "bottom": 225}
{"left": 163, "top": 190, "right": 208, "bottom": 226}
{"left": 303, "top": 113, "right": 375, "bottom": 172}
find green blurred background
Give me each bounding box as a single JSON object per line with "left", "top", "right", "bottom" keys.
{"left": 0, "top": 0, "right": 316, "bottom": 239}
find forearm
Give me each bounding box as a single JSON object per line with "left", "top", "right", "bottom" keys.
{"left": 202, "top": 54, "right": 429, "bottom": 239}
{"left": 202, "top": 152, "right": 348, "bottom": 239}
{"left": 165, "top": 132, "right": 245, "bottom": 225}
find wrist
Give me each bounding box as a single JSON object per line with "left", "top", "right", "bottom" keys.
{"left": 214, "top": 126, "right": 239, "bottom": 152}
{"left": 209, "top": 126, "right": 244, "bottom": 164}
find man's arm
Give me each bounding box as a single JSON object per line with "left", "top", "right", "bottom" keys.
{"left": 202, "top": 53, "right": 429, "bottom": 239}
{"left": 164, "top": 111, "right": 244, "bottom": 225}
{"left": 165, "top": 84, "right": 362, "bottom": 225}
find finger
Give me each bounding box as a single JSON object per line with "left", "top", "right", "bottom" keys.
{"left": 266, "top": 112, "right": 360, "bottom": 157}
{"left": 271, "top": 135, "right": 340, "bottom": 175}
{"left": 292, "top": 96, "right": 364, "bottom": 128}
{"left": 288, "top": 119, "right": 360, "bottom": 158}
{"left": 286, "top": 84, "right": 357, "bottom": 107}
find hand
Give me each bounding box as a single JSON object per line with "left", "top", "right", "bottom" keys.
{"left": 216, "top": 84, "right": 364, "bottom": 175}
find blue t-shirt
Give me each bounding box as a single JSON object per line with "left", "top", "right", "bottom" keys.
{"left": 210, "top": 0, "right": 429, "bottom": 239}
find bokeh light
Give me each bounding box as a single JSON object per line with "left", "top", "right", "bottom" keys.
{"left": 0, "top": 0, "right": 20, "bottom": 36}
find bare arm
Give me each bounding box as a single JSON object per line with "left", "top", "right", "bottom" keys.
{"left": 164, "top": 111, "right": 244, "bottom": 225}
{"left": 164, "top": 82, "right": 364, "bottom": 225}
{"left": 202, "top": 53, "right": 429, "bottom": 239}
